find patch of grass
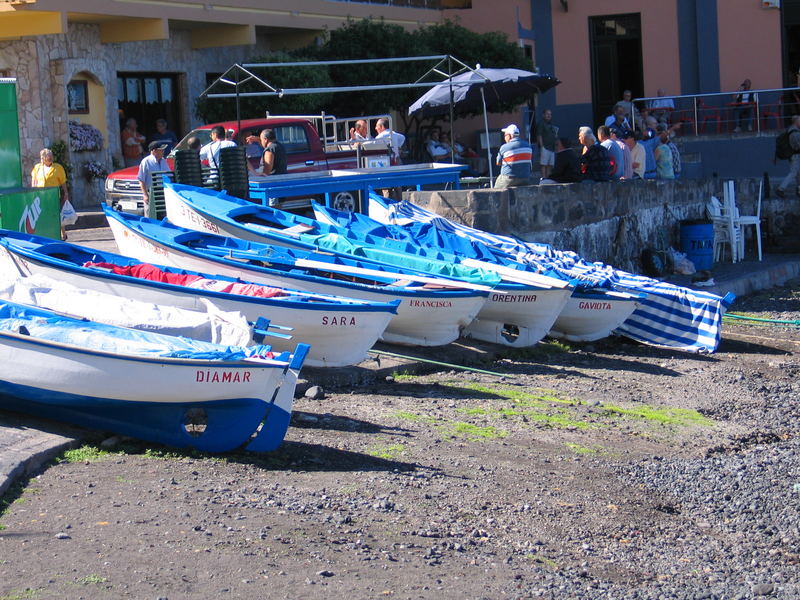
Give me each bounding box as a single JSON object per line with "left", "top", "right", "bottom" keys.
{"left": 449, "top": 382, "right": 576, "bottom": 406}
{"left": 0, "top": 589, "right": 39, "bottom": 600}
{"left": 442, "top": 422, "right": 507, "bottom": 441}
{"left": 142, "top": 447, "right": 214, "bottom": 461}
{"left": 565, "top": 443, "right": 599, "bottom": 455}
{"left": 115, "top": 476, "right": 130, "bottom": 483}
{"left": 602, "top": 404, "right": 713, "bottom": 427}
{"left": 73, "top": 574, "right": 108, "bottom": 585}
{"left": 391, "top": 372, "right": 416, "bottom": 382}
{"left": 392, "top": 411, "right": 436, "bottom": 423}
{"left": 448, "top": 382, "right": 593, "bottom": 430}
{"left": 61, "top": 445, "right": 118, "bottom": 463}
{"left": 526, "top": 554, "right": 558, "bottom": 569}
{"left": 366, "top": 443, "right": 407, "bottom": 460}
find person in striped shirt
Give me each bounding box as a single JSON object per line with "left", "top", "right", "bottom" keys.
{"left": 494, "top": 124, "right": 532, "bottom": 189}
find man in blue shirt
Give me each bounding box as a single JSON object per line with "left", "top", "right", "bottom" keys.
{"left": 495, "top": 124, "right": 532, "bottom": 189}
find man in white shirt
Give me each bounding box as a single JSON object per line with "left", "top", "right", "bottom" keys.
{"left": 199, "top": 125, "right": 236, "bottom": 174}
{"left": 374, "top": 118, "right": 406, "bottom": 163}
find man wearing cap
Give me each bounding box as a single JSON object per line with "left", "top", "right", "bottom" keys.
{"left": 495, "top": 124, "right": 532, "bottom": 189}
{"left": 137, "top": 141, "right": 170, "bottom": 214}
{"left": 622, "top": 130, "right": 645, "bottom": 179}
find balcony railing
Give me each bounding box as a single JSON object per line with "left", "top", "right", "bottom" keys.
{"left": 634, "top": 87, "right": 800, "bottom": 136}
{"left": 327, "top": 0, "right": 472, "bottom": 8}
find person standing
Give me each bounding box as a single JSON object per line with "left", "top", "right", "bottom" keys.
{"left": 597, "top": 125, "right": 623, "bottom": 180}
{"left": 733, "top": 78, "right": 755, "bottom": 133}
{"left": 199, "top": 125, "right": 236, "bottom": 175}
{"left": 137, "top": 141, "right": 169, "bottom": 216}
{"left": 654, "top": 125, "right": 675, "bottom": 179}
{"left": 248, "top": 128, "right": 287, "bottom": 176}
{"left": 121, "top": 118, "right": 146, "bottom": 167}
{"left": 540, "top": 137, "right": 580, "bottom": 184}
{"left": 776, "top": 115, "right": 800, "bottom": 198}
{"left": 150, "top": 118, "right": 178, "bottom": 155}
{"left": 578, "top": 126, "right": 612, "bottom": 183}
{"left": 536, "top": 109, "right": 559, "bottom": 179}
{"left": 622, "top": 131, "right": 646, "bottom": 179}
{"left": 349, "top": 119, "right": 370, "bottom": 142}
{"left": 31, "top": 148, "right": 70, "bottom": 240}
{"left": 494, "top": 123, "right": 532, "bottom": 188}
{"left": 374, "top": 118, "right": 406, "bottom": 164}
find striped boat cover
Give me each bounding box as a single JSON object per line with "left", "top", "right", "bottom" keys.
{"left": 369, "top": 194, "right": 735, "bottom": 353}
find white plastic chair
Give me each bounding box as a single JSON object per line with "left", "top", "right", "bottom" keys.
{"left": 706, "top": 194, "right": 740, "bottom": 263}
{"left": 733, "top": 180, "right": 763, "bottom": 261}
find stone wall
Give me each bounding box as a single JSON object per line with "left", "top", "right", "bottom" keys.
{"left": 0, "top": 24, "right": 270, "bottom": 208}
{"left": 405, "top": 178, "right": 799, "bottom": 272}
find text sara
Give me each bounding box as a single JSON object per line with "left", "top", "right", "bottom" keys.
{"left": 321, "top": 316, "right": 357, "bottom": 326}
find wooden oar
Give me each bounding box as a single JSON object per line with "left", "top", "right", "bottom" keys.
{"left": 293, "top": 258, "right": 500, "bottom": 293}
{"left": 198, "top": 245, "right": 500, "bottom": 293}
{"left": 460, "top": 258, "right": 571, "bottom": 289}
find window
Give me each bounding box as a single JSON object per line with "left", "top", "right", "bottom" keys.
{"left": 67, "top": 80, "right": 89, "bottom": 114}
{"left": 275, "top": 125, "right": 310, "bottom": 154}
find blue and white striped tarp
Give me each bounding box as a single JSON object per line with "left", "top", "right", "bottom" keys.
{"left": 368, "top": 194, "right": 735, "bottom": 353}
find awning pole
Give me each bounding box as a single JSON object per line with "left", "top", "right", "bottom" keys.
{"left": 482, "top": 87, "right": 493, "bottom": 181}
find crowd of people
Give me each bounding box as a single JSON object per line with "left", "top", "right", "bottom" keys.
{"left": 491, "top": 98, "right": 686, "bottom": 189}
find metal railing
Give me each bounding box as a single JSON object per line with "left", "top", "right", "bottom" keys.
{"left": 633, "top": 87, "right": 800, "bottom": 136}
{"left": 326, "top": 0, "right": 472, "bottom": 8}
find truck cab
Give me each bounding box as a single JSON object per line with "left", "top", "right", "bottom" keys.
{"left": 105, "top": 114, "right": 393, "bottom": 213}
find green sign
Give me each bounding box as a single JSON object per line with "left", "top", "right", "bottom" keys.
{"left": 0, "top": 80, "right": 22, "bottom": 190}
{"left": 0, "top": 187, "right": 60, "bottom": 239}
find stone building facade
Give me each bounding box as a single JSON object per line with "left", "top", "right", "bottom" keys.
{"left": 0, "top": 24, "right": 269, "bottom": 207}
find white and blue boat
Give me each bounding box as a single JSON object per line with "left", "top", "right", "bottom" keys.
{"left": 104, "top": 207, "right": 490, "bottom": 347}
{"left": 0, "top": 229, "right": 399, "bottom": 367}
{"left": 367, "top": 194, "right": 736, "bottom": 353}
{"left": 0, "top": 300, "right": 309, "bottom": 453}
{"left": 310, "top": 202, "right": 643, "bottom": 343}
{"left": 163, "top": 182, "right": 575, "bottom": 347}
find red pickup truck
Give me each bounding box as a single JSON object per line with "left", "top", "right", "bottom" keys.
{"left": 105, "top": 115, "right": 394, "bottom": 213}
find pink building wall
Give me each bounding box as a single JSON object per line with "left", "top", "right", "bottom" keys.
{"left": 716, "top": 1, "right": 782, "bottom": 92}
{"left": 549, "top": 1, "right": 681, "bottom": 106}
{"left": 443, "top": 0, "right": 532, "bottom": 45}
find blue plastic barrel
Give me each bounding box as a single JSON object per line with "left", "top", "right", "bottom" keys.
{"left": 679, "top": 220, "right": 714, "bottom": 270}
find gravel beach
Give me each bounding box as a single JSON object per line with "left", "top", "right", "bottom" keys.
{"left": 1, "top": 281, "right": 799, "bottom": 599}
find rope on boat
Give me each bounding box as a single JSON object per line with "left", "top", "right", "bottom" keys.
{"left": 724, "top": 313, "right": 800, "bottom": 326}
{"left": 367, "top": 349, "right": 507, "bottom": 377}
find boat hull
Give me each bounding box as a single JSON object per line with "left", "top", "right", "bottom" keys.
{"left": 549, "top": 291, "right": 641, "bottom": 342}
{"left": 464, "top": 286, "right": 572, "bottom": 347}
{"left": 0, "top": 310, "right": 304, "bottom": 453}
{"left": 0, "top": 240, "right": 395, "bottom": 368}
{"left": 106, "top": 213, "right": 485, "bottom": 347}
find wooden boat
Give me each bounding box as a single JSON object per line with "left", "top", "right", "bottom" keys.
{"left": 0, "top": 299, "right": 309, "bottom": 453}
{"left": 104, "top": 207, "right": 489, "bottom": 347}
{"left": 0, "top": 230, "right": 399, "bottom": 368}
{"left": 310, "top": 202, "right": 643, "bottom": 343}
{"left": 163, "top": 182, "right": 575, "bottom": 347}
{"left": 367, "top": 194, "right": 736, "bottom": 352}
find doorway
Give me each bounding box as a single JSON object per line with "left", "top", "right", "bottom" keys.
{"left": 117, "top": 73, "right": 181, "bottom": 145}
{"left": 589, "top": 14, "right": 644, "bottom": 127}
